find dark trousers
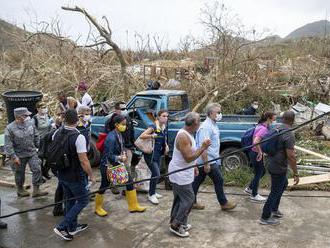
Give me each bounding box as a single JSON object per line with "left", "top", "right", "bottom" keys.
{"left": 98, "top": 164, "right": 134, "bottom": 194}
{"left": 56, "top": 179, "right": 89, "bottom": 232}
{"left": 248, "top": 151, "right": 266, "bottom": 196}
{"left": 144, "top": 154, "right": 161, "bottom": 196}
{"left": 9, "top": 155, "right": 42, "bottom": 187}
{"left": 192, "top": 163, "right": 227, "bottom": 205}
{"left": 54, "top": 181, "right": 64, "bottom": 211}
{"left": 261, "top": 173, "right": 288, "bottom": 219}
{"left": 170, "top": 183, "right": 195, "bottom": 226}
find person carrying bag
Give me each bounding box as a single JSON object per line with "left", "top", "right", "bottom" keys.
{"left": 138, "top": 110, "right": 169, "bottom": 205}
{"left": 94, "top": 115, "right": 146, "bottom": 217}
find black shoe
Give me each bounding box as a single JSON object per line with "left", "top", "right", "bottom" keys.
{"left": 43, "top": 174, "right": 52, "bottom": 180}
{"left": 69, "top": 224, "right": 88, "bottom": 235}
{"left": 42, "top": 166, "right": 52, "bottom": 180}
{"left": 111, "top": 187, "right": 120, "bottom": 195}
{"left": 0, "top": 221, "right": 7, "bottom": 229}
{"left": 54, "top": 227, "right": 73, "bottom": 241}
{"left": 53, "top": 207, "right": 64, "bottom": 217}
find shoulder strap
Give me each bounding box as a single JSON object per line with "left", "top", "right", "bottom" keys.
{"left": 33, "top": 115, "right": 38, "bottom": 128}
{"left": 55, "top": 129, "right": 79, "bottom": 147}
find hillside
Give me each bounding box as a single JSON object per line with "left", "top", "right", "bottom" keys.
{"left": 0, "top": 19, "right": 28, "bottom": 51}
{"left": 285, "top": 20, "right": 330, "bottom": 40}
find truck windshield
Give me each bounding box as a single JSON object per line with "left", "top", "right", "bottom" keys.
{"left": 168, "top": 94, "right": 189, "bottom": 113}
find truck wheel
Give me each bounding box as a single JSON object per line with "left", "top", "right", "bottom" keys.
{"left": 88, "top": 138, "right": 101, "bottom": 168}
{"left": 220, "top": 147, "right": 249, "bottom": 171}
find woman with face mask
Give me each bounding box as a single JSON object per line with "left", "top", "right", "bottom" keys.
{"left": 32, "top": 102, "right": 54, "bottom": 180}
{"left": 139, "top": 110, "right": 169, "bottom": 205}
{"left": 77, "top": 106, "right": 92, "bottom": 152}
{"left": 95, "top": 115, "right": 146, "bottom": 217}
{"left": 244, "top": 111, "right": 276, "bottom": 203}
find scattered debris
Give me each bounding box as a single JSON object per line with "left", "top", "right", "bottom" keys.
{"left": 288, "top": 173, "right": 330, "bottom": 187}
{"left": 295, "top": 145, "right": 330, "bottom": 161}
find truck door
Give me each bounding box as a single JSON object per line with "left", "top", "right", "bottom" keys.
{"left": 127, "top": 97, "right": 160, "bottom": 139}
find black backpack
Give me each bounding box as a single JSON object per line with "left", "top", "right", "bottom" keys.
{"left": 47, "top": 127, "right": 79, "bottom": 170}
{"left": 38, "top": 129, "right": 57, "bottom": 159}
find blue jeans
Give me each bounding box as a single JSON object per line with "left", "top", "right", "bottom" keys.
{"left": 144, "top": 154, "right": 161, "bottom": 196}
{"left": 56, "top": 178, "right": 89, "bottom": 232}
{"left": 261, "top": 173, "right": 288, "bottom": 219}
{"left": 248, "top": 151, "right": 266, "bottom": 196}
{"left": 192, "top": 163, "right": 228, "bottom": 205}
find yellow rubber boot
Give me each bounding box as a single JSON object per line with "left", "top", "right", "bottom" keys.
{"left": 126, "top": 189, "right": 147, "bottom": 213}
{"left": 95, "top": 193, "right": 108, "bottom": 217}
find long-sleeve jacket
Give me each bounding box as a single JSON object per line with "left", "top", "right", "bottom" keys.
{"left": 4, "top": 120, "right": 40, "bottom": 159}
{"left": 100, "top": 130, "right": 124, "bottom": 167}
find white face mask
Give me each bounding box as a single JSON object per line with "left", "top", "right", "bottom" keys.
{"left": 121, "top": 110, "right": 128, "bottom": 116}
{"left": 252, "top": 104, "right": 259, "bottom": 110}
{"left": 40, "top": 108, "right": 48, "bottom": 115}
{"left": 83, "top": 115, "right": 91, "bottom": 122}
{"left": 24, "top": 116, "right": 31, "bottom": 123}
{"left": 215, "top": 113, "right": 223, "bottom": 121}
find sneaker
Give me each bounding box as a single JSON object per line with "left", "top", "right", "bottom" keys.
{"left": 259, "top": 217, "right": 280, "bottom": 226}
{"left": 250, "top": 194, "right": 267, "bottom": 203}
{"left": 69, "top": 224, "right": 88, "bottom": 235}
{"left": 182, "top": 224, "right": 192, "bottom": 231}
{"left": 148, "top": 194, "right": 159, "bottom": 205}
{"left": 244, "top": 187, "right": 252, "bottom": 195}
{"left": 155, "top": 193, "right": 163, "bottom": 199}
{"left": 192, "top": 202, "right": 205, "bottom": 210}
{"left": 54, "top": 227, "right": 73, "bottom": 241}
{"left": 272, "top": 210, "right": 284, "bottom": 218}
{"left": 169, "top": 225, "right": 190, "bottom": 238}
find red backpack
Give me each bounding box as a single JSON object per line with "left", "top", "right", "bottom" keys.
{"left": 96, "top": 132, "right": 107, "bottom": 153}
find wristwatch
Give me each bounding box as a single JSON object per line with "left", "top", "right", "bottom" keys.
{"left": 293, "top": 173, "right": 299, "bottom": 177}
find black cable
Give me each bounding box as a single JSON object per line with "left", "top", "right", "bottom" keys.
{"left": 0, "top": 111, "right": 329, "bottom": 219}
{"left": 200, "top": 191, "right": 330, "bottom": 198}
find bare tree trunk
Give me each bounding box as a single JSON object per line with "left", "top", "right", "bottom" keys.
{"left": 61, "top": 6, "right": 129, "bottom": 99}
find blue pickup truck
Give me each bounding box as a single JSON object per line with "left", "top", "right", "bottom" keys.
{"left": 90, "top": 90, "right": 258, "bottom": 170}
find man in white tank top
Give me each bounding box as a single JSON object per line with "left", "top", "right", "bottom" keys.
{"left": 168, "top": 112, "right": 211, "bottom": 238}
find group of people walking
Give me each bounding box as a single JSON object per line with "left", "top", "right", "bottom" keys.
{"left": 1, "top": 84, "right": 299, "bottom": 240}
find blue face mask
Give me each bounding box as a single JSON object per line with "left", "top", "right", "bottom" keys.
{"left": 269, "top": 122, "right": 281, "bottom": 130}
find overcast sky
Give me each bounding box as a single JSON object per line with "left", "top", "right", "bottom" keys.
{"left": 0, "top": 0, "right": 329, "bottom": 49}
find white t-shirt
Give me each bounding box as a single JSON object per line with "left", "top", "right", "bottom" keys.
{"left": 81, "top": 93, "right": 93, "bottom": 107}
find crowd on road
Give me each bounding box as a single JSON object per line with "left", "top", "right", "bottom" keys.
{"left": 0, "top": 81, "right": 299, "bottom": 241}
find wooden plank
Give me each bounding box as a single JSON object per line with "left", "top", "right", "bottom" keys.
{"left": 288, "top": 173, "right": 330, "bottom": 187}
{"left": 295, "top": 145, "right": 330, "bottom": 161}
{"left": 0, "top": 180, "right": 30, "bottom": 189}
